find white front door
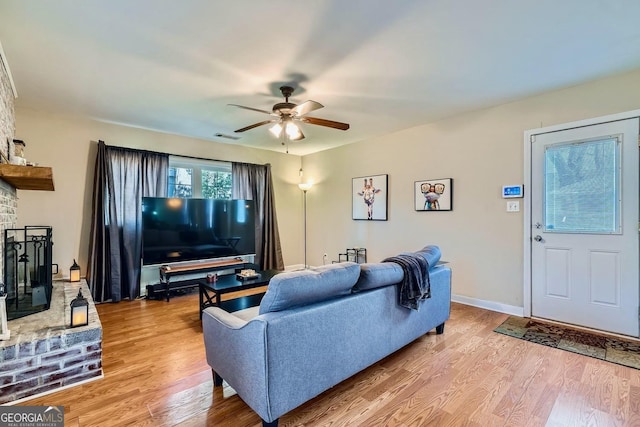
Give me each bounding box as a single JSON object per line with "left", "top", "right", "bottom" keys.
{"left": 531, "top": 118, "right": 639, "bottom": 337}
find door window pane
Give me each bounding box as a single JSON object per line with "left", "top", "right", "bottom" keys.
{"left": 544, "top": 137, "right": 620, "bottom": 233}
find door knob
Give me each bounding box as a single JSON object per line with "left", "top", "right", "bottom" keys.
{"left": 534, "top": 235, "right": 543, "bottom": 242}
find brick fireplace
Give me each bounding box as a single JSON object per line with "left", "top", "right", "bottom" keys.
{"left": 0, "top": 280, "right": 103, "bottom": 404}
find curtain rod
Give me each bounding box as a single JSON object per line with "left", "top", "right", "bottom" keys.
{"left": 99, "top": 140, "right": 267, "bottom": 167}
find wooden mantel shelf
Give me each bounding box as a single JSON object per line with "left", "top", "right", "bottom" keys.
{"left": 0, "top": 164, "right": 55, "bottom": 191}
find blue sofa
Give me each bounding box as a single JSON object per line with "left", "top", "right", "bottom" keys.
{"left": 202, "top": 245, "right": 451, "bottom": 427}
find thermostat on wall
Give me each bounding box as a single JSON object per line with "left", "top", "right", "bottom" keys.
{"left": 502, "top": 185, "right": 524, "bottom": 198}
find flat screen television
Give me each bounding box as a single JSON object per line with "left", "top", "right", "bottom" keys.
{"left": 141, "top": 197, "right": 256, "bottom": 265}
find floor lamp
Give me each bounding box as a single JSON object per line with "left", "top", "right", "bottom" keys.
{"left": 298, "top": 182, "right": 312, "bottom": 269}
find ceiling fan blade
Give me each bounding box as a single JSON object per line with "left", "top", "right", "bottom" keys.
{"left": 291, "top": 100, "right": 324, "bottom": 117}
{"left": 228, "top": 104, "right": 274, "bottom": 115}
{"left": 234, "top": 120, "right": 275, "bottom": 133}
{"left": 300, "top": 116, "right": 350, "bottom": 131}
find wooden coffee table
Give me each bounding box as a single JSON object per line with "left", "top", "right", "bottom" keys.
{"left": 199, "top": 269, "right": 281, "bottom": 318}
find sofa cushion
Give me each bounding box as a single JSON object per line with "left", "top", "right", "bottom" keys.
{"left": 259, "top": 262, "right": 361, "bottom": 314}
{"left": 352, "top": 262, "right": 403, "bottom": 292}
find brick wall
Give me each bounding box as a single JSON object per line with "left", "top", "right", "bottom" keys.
{"left": 0, "top": 50, "right": 18, "bottom": 280}
{"left": 0, "top": 330, "right": 102, "bottom": 404}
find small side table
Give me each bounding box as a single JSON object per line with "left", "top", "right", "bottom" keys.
{"left": 337, "top": 248, "right": 367, "bottom": 264}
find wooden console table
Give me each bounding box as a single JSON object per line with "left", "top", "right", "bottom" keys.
{"left": 157, "top": 258, "right": 250, "bottom": 302}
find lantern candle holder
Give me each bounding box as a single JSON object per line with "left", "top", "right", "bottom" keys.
{"left": 70, "top": 259, "right": 81, "bottom": 282}
{"left": 70, "top": 289, "right": 89, "bottom": 328}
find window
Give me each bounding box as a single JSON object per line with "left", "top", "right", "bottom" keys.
{"left": 168, "top": 166, "right": 193, "bottom": 197}
{"left": 168, "top": 156, "right": 232, "bottom": 199}
{"left": 544, "top": 136, "right": 620, "bottom": 234}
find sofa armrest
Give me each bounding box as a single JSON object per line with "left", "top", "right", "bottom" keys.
{"left": 203, "top": 306, "right": 251, "bottom": 329}
{"left": 202, "top": 307, "right": 273, "bottom": 422}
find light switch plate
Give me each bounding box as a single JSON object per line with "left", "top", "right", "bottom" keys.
{"left": 507, "top": 201, "right": 520, "bottom": 212}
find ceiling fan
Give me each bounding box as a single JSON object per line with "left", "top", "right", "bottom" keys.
{"left": 229, "top": 86, "right": 350, "bottom": 141}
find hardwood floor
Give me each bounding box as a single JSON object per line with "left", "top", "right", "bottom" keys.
{"left": 22, "top": 289, "right": 640, "bottom": 426}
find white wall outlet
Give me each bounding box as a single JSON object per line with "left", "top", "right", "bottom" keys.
{"left": 507, "top": 201, "right": 520, "bottom": 212}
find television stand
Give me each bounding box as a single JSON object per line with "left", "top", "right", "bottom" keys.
{"left": 154, "top": 258, "right": 248, "bottom": 302}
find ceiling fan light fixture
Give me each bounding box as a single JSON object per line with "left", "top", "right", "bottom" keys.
{"left": 269, "top": 123, "right": 283, "bottom": 137}
{"left": 286, "top": 122, "right": 301, "bottom": 140}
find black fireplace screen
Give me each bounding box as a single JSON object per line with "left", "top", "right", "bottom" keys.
{"left": 4, "top": 226, "right": 55, "bottom": 321}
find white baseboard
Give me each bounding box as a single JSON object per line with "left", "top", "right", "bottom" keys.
{"left": 452, "top": 293, "right": 524, "bottom": 317}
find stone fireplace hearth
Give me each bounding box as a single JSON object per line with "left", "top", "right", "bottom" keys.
{"left": 0, "top": 280, "right": 103, "bottom": 404}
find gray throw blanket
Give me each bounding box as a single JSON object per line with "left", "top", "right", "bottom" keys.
{"left": 382, "top": 254, "right": 430, "bottom": 310}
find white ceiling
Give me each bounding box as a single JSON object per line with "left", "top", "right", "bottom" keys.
{"left": 1, "top": 1, "right": 640, "bottom": 156}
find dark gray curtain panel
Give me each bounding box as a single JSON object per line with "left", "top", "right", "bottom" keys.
{"left": 87, "top": 141, "right": 109, "bottom": 303}
{"left": 87, "top": 141, "right": 168, "bottom": 302}
{"left": 232, "top": 162, "right": 284, "bottom": 270}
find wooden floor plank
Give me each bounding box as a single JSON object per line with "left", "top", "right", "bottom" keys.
{"left": 16, "top": 293, "right": 640, "bottom": 426}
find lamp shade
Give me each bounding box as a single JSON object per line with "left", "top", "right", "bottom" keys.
{"left": 70, "top": 259, "right": 80, "bottom": 282}
{"left": 270, "top": 121, "right": 302, "bottom": 140}
{"left": 298, "top": 182, "right": 313, "bottom": 191}
{"left": 285, "top": 122, "right": 301, "bottom": 139}
{"left": 70, "top": 289, "right": 89, "bottom": 328}
{"left": 269, "top": 123, "right": 282, "bottom": 137}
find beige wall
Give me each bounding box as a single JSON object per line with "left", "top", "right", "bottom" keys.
{"left": 14, "top": 110, "right": 304, "bottom": 279}
{"left": 13, "top": 68, "right": 640, "bottom": 308}
{"left": 303, "top": 69, "right": 640, "bottom": 309}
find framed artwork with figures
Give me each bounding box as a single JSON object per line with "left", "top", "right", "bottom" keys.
{"left": 414, "top": 178, "right": 453, "bottom": 211}
{"left": 352, "top": 174, "right": 388, "bottom": 220}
